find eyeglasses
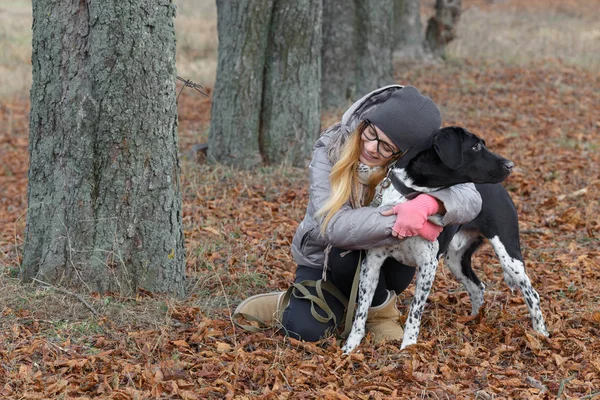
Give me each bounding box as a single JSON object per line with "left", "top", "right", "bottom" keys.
{"left": 362, "top": 120, "right": 401, "bottom": 158}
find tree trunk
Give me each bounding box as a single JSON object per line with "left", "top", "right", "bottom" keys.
{"left": 321, "top": 1, "right": 357, "bottom": 110}
{"left": 261, "top": 0, "right": 322, "bottom": 166}
{"left": 209, "top": 0, "right": 274, "bottom": 169}
{"left": 355, "top": 0, "right": 395, "bottom": 97}
{"left": 394, "top": 0, "right": 430, "bottom": 60}
{"left": 426, "top": 0, "right": 462, "bottom": 57}
{"left": 22, "top": 0, "right": 185, "bottom": 296}
{"left": 209, "top": 0, "right": 322, "bottom": 168}
{"left": 320, "top": 0, "right": 394, "bottom": 111}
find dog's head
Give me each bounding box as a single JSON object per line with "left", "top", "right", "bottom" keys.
{"left": 398, "top": 126, "right": 514, "bottom": 189}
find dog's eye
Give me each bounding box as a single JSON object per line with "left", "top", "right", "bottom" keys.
{"left": 472, "top": 143, "right": 483, "bottom": 151}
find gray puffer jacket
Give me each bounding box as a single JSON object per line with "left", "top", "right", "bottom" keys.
{"left": 291, "top": 85, "right": 482, "bottom": 269}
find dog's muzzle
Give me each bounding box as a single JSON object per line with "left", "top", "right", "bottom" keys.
{"left": 502, "top": 160, "right": 515, "bottom": 171}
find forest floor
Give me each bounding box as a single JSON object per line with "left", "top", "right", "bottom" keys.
{"left": 1, "top": 0, "right": 600, "bottom": 399}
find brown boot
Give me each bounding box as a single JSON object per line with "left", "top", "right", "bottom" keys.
{"left": 233, "top": 292, "right": 286, "bottom": 330}
{"left": 365, "top": 290, "right": 404, "bottom": 343}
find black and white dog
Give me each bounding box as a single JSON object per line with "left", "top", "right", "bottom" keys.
{"left": 342, "top": 126, "right": 549, "bottom": 353}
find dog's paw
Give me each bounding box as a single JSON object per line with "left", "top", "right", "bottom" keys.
{"left": 535, "top": 325, "right": 550, "bottom": 337}
{"left": 399, "top": 339, "right": 416, "bottom": 350}
{"left": 400, "top": 329, "right": 418, "bottom": 350}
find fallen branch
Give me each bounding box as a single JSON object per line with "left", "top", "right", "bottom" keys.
{"left": 18, "top": 318, "right": 55, "bottom": 325}
{"left": 32, "top": 278, "right": 100, "bottom": 317}
{"left": 557, "top": 375, "right": 575, "bottom": 398}
{"left": 557, "top": 187, "right": 588, "bottom": 201}
{"left": 525, "top": 376, "right": 547, "bottom": 393}
{"left": 580, "top": 391, "right": 600, "bottom": 400}
{"left": 521, "top": 229, "right": 546, "bottom": 234}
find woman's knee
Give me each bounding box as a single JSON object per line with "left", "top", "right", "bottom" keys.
{"left": 281, "top": 307, "right": 334, "bottom": 342}
{"left": 285, "top": 265, "right": 345, "bottom": 341}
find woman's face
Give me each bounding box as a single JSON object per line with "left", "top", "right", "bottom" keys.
{"left": 359, "top": 123, "right": 400, "bottom": 167}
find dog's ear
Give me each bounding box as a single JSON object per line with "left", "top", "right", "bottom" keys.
{"left": 433, "top": 127, "right": 465, "bottom": 170}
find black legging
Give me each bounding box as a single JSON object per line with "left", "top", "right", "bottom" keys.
{"left": 281, "top": 248, "right": 415, "bottom": 341}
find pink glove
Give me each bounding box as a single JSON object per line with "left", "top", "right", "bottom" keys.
{"left": 390, "top": 194, "right": 440, "bottom": 239}
{"left": 418, "top": 221, "right": 443, "bottom": 242}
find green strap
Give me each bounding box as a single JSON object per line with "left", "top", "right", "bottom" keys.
{"left": 232, "top": 311, "right": 273, "bottom": 333}
{"left": 233, "top": 278, "right": 350, "bottom": 333}
{"left": 285, "top": 279, "right": 349, "bottom": 325}
{"left": 341, "top": 251, "right": 362, "bottom": 339}
{"left": 234, "top": 254, "right": 363, "bottom": 337}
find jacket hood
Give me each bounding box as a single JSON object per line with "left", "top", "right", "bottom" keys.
{"left": 340, "top": 84, "right": 404, "bottom": 135}
{"left": 326, "top": 85, "right": 404, "bottom": 163}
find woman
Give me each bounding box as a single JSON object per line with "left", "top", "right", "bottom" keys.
{"left": 234, "top": 85, "right": 482, "bottom": 343}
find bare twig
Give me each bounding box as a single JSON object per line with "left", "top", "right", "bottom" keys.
{"left": 212, "top": 267, "right": 237, "bottom": 348}
{"left": 521, "top": 229, "right": 546, "bottom": 234}
{"left": 580, "top": 391, "right": 600, "bottom": 400}
{"left": 556, "top": 375, "right": 575, "bottom": 398}
{"left": 474, "top": 390, "right": 492, "bottom": 400}
{"left": 31, "top": 278, "right": 100, "bottom": 317}
{"left": 557, "top": 187, "right": 588, "bottom": 201}
{"left": 18, "top": 318, "right": 55, "bottom": 325}
{"left": 525, "top": 375, "right": 547, "bottom": 393}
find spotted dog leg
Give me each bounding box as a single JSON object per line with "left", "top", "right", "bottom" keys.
{"left": 342, "top": 247, "right": 387, "bottom": 354}
{"left": 445, "top": 231, "right": 486, "bottom": 315}
{"left": 400, "top": 251, "right": 439, "bottom": 350}
{"left": 489, "top": 236, "right": 549, "bottom": 336}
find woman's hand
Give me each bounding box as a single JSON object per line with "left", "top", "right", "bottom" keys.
{"left": 417, "top": 221, "right": 443, "bottom": 241}
{"left": 381, "top": 194, "right": 443, "bottom": 241}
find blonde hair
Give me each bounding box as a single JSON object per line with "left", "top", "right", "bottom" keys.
{"left": 317, "top": 121, "right": 389, "bottom": 235}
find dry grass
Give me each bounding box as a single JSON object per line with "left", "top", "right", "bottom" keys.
{"left": 446, "top": 2, "right": 600, "bottom": 70}
{"left": 1, "top": 58, "right": 599, "bottom": 395}
{"left": 173, "top": 0, "right": 218, "bottom": 89}
{"left": 1, "top": 3, "right": 600, "bottom": 390}
{"left": 1, "top": 0, "right": 598, "bottom": 333}
{"left": 1, "top": 0, "right": 598, "bottom": 101}
{"left": 0, "top": 0, "right": 219, "bottom": 100}
{"left": 0, "top": 2, "right": 32, "bottom": 100}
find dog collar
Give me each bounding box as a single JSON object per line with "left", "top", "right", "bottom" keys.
{"left": 389, "top": 172, "right": 418, "bottom": 196}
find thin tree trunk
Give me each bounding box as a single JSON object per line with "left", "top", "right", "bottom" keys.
{"left": 426, "top": 0, "right": 462, "bottom": 57}
{"left": 208, "top": 0, "right": 274, "bottom": 168}
{"left": 321, "top": 1, "right": 357, "bottom": 110}
{"left": 320, "top": 0, "right": 394, "bottom": 111}
{"left": 209, "top": 0, "right": 321, "bottom": 168}
{"left": 260, "top": 0, "right": 322, "bottom": 166}
{"left": 394, "top": 0, "right": 430, "bottom": 60}
{"left": 22, "top": 0, "right": 185, "bottom": 296}
{"left": 355, "top": 0, "right": 395, "bottom": 96}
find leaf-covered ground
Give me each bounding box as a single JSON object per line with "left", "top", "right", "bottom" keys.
{"left": 2, "top": 0, "right": 600, "bottom": 392}
{"left": 1, "top": 58, "right": 599, "bottom": 399}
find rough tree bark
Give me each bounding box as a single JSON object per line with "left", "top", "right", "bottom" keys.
{"left": 321, "top": 1, "right": 357, "bottom": 110}
{"left": 22, "top": 0, "right": 185, "bottom": 296}
{"left": 355, "top": 0, "right": 395, "bottom": 97}
{"left": 321, "top": 0, "right": 394, "bottom": 111}
{"left": 394, "top": 0, "right": 429, "bottom": 60}
{"left": 426, "top": 0, "right": 463, "bottom": 57}
{"left": 209, "top": 0, "right": 322, "bottom": 168}
{"left": 261, "top": 1, "right": 322, "bottom": 166}
{"left": 208, "top": 0, "right": 273, "bottom": 169}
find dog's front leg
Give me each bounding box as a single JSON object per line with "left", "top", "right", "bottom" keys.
{"left": 342, "top": 248, "right": 387, "bottom": 354}
{"left": 401, "top": 252, "right": 439, "bottom": 350}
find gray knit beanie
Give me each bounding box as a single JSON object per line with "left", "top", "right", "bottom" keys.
{"left": 364, "top": 86, "right": 442, "bottom": 151}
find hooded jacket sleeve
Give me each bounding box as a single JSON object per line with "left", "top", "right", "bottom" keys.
{"left": 310, "top": 133, "right": 397, "bottom": 250}
{"left": 426, "top": 184, "right": 482, "bottom": 225}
